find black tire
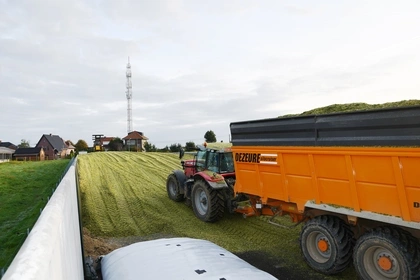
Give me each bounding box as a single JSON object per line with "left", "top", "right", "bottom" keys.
{"left": 166, "top": 174, "right": 184, "bottom": 202}
{"left": 299, "top": 215, "right": 354, "bottom": 274}
{"left": 191, "top": 180, "right": 224, "bottom": 222}
{"left": 353, "top": 227, "right": 420, "bottom": 280}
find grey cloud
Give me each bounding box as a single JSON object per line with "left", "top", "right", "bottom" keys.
{"left": 1, "top": 1, "right": 419, "bottom": 147}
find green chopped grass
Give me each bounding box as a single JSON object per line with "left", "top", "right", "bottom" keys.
{"left": 78, "top": 152, "right": 356, "bottom": 279}
{"left": 282, "top": 99, "right": 420, "bottom": 117}
{"left": 206, "top": 142, "right": 232, "bottom": 149}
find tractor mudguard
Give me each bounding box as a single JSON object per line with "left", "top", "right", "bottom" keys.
{"left": 194, "top": 171, "right": 228, "bottom": 190}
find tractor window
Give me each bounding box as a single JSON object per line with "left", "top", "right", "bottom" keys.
{"left": 196, "top": 150, "right": 207, "bottom": 171}
{"left": 220, "top": 153, "right": 234, "bottom": 173}
{"left": 207, "top": 152, "right": 219, "bottom": 173}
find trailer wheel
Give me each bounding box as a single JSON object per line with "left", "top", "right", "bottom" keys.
{"left": 166, "top": 174, "right": 184, "bottom": 202}
{"left": 191, "top": 180, "right": 224, "bottom": 222}
{"left": 353, "top": 227, "right": 420, "bottom": 280}
{"left": 299, "top": 215, "right": 354, "bottom": 274}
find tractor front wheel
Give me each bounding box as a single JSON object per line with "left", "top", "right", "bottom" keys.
{"left": 166, "top": 174, "right": 184, "bottom": 202}
{"left": 191, "top": 180, "right": 224, "bottom": 222}
{"left": 299, "top": 215, "right": 354, "bottom": 274}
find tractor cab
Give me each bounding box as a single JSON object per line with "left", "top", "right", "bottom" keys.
{"left": 195, "top": 149, "right": 234, "bottom": 174}
{"left": 181, "top": 147, "right": 234, "bottom": 178}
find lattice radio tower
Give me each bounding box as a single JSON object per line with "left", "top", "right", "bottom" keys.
{"left": 126, "top": 57, "right": 133, "bottom": 134}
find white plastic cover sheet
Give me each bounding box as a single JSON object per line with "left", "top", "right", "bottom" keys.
{"left": 101, "top": 238, "right": 277, "bottom": 280}
{"left": 2, "top": 165, "right": 84, "bottom": 280}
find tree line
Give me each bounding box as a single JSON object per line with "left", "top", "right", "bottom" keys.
{"left": 144, "top": 130, "right": 217, "bottom": 152}
{"left": 16, "top": 130, "right": 219, "bottom": 153}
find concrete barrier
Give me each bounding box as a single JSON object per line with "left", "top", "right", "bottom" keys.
{"left": 2, "top": 160, "right": 84, "bottom": 280}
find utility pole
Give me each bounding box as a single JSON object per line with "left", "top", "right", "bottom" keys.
{"left": 126, "top": 57, "right": 133, "bottom": 134}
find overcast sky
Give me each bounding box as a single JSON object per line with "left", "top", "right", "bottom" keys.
{"left": 1, "top": 1, "right": 419, "bottom": 148}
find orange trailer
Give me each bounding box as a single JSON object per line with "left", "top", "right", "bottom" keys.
{"left": 233, "top": 146, "right": 420, "bottom": 225}
{"left": 230, "top": 106, "right": 420, "bottom": 279}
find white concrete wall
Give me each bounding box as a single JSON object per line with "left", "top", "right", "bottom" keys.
{"left": 3, "top": 162, "right": 84, "bottom": 280}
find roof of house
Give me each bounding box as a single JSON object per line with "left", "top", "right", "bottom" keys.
{"left": 123, "top": 131, "right": 149, "bottom": 140}
{"left": 101, "top": 137, "right": 116, "bottom": 143}
{"left": 65, "top": 141, "right": 76, "bottom": 149}
{"left": 0, "top": 142, "right": 17, "bottom": 149}
{"left": 13, "top": 147, "right": 43, "bottom": 156}
{"left": 0, "top": 147, "right": 15, "bottom": 154}
{"left": 37, "top": 134, "right": 68, "bottom": 151}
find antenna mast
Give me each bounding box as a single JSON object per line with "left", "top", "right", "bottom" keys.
{"left": 126, "top": 57, "right": 133, "bottom": 134}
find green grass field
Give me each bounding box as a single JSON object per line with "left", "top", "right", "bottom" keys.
{"left": 78, "top": 152, "right": 357, "bottom": 279}
{"left": 0, "top": 159, "right": 70, "bottom": 269}
{"left": 283, "top": 99, "right": 420, "bottom": 117}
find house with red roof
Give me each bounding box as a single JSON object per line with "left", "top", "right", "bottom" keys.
{"left": 123, "top": 131, "right": 149, "bottom": 151}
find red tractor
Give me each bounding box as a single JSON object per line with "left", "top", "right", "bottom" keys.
{"left": 166, "top": 145, "right": 236, "bottom": 222}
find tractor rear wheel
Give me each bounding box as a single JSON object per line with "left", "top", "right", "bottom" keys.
{"left": 191, "top": 180, "right": 224, "bottom": 222}
{"left": 299, "top": 215, "right": 354, "bottom": 274}
{"left": 166, "top": 174, "right": 184, "bottom": 202}
{"left": 353, "top": 227, "right": 420, "bottom": 280}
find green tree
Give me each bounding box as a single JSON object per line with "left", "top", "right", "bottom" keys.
{"left": 169, "top": 143, "right": 182, "bottom": 152}
{"left": 18, "top": 139, "right": 30, "bottom": 148}
{"left": 185, "top": 141, "right": 196, "bottom": 151}
{"left": 109, "top": 137, "right": 124, "bottom": 151}
{"left": 144, "top": 142, "right": 157, "bottom": 152}
{"left": 158, "top": 146, "right": 169, "bottom": 152}
{"left": 75, "top": 139, "right": 88, "bottom": 152}
{"left": 66, "top": 150, "right": 75, "bottom": 159}
{"left": 204, "top": 130, "right": 217, "bottom": 143}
